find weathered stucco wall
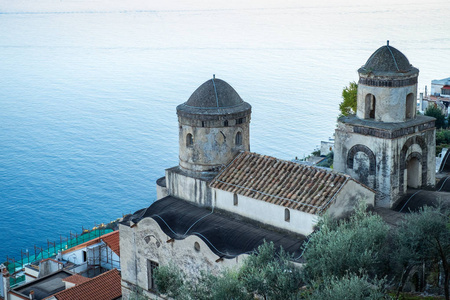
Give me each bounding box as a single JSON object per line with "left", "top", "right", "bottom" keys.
{"left": 327, "top": 179, "right": 375, "bottom": 218}
{"left": 178, "top": 118, "right": 250, "bottom": 173}
{"left": 213, "top": 189, "right": 318, "bottom": 236}
{"left": 166, "top": 168, "right": 212, "bottom": 206}
{"left": 356, "top": 82, "right": 417, "bottom": 123}
{"left": 334, "top": 120, "right": 435, "bottom": 208}
{"left": 120, "top": 218, "right": 246, "bottom": 300}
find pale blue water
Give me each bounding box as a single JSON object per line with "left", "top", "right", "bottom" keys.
{"left": 1, "top": 0, "right": 450, "bottom": 260}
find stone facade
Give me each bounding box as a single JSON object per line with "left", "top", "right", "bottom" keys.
{"left": 335, "top": 42, "right": 436, "bottom": 208}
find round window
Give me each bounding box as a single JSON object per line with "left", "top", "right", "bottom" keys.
{"left": 194, "top": 242, "right": 200, "bottom": 252}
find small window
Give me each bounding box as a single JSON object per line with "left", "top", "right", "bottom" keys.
{"left": 224, "top": 120, "right": 228, "bottom": 127}
{"left": 147, "top": 260, "right": 159, "bottom": 290}
{"left": 236, "top": 118, "right": 243, "bottom": 125}
{"left": 284, "top": 208, "right": 290, "bottom": 222}
{"left": 202, "top": 121, "right": 205, "bottom": 127}
{"left": 235, "top": 132, "right": 242, "bottom": 146}
{"left": 186, "top": 133, "right": 193, "bottom": 147}
{"left": 233, "top": 194, "right": 238, "bottom": 206}
{"left": 82, "top": 250, "right": 87, "bottom": 262}
{"left": 194, "top": 242, "right": 200, "bottom": 252}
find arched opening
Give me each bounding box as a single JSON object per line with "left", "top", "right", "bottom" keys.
{"left": 365, "top": 94, "right": 376, "bottom": 119}
{"left": 186, "top": 133, "right": 193, "bottom": 147}
{"left": 235, "top": 132, "right": 242, "bottom": 146}
{"left": 284, "top": 208, "right": 290, "bottom": 222}
{"left": 406, "top": 157, "right": 421, "bottom": 188}
{"left": 406, "top": 93, "right": 415, "bottom": 119}
{"left": 224, "top": 120, "right": 228, "bottom": 127}
{"left": 233, "top": 193, "right": 238, "bottom": 206}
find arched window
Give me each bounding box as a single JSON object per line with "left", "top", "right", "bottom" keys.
{"left": 186, "top": 133, "right": 193, "bottom": 147}
{"left": 235, "top": 132, "right": 242, "bottom": 146}
{"left": 406, "top": 93, "right": 415, "bottom": 119}
{"left": 224, "top": 120, "right": 229, "bottom": 127}
{"left": 284, "top": 208, "right": 290, "bottom": 222}
{"left": 365, "top": 94, "right": 376, "bottom": 119}
{"left": 233, "top": 194, "right": 238, "bottom": 206}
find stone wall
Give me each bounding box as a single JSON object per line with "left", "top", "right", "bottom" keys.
{"left": 120, "top": 218, "right": 246, "bottom": 300}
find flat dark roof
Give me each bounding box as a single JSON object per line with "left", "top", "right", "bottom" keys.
{"left": 12, "top": 270, "right": 72, "bottom": 300}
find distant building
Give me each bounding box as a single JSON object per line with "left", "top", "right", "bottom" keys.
{"left": 430, "top": 77, "right": 450, "bottom": 98}
{"left": 0, "top": 231, "right": 121, "bottom": 300}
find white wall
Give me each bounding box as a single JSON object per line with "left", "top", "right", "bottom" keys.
{"left": 213, "top": 189, "right": 318, "bottom": 236}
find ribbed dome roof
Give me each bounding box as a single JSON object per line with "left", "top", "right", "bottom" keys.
{"left": 359, "top": 42, "right": 418, "bottom": 75}
{"left": 184, "top": 78, "right": 244, "bottom": 108}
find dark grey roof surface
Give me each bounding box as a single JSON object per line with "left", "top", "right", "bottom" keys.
{"left": 393, "top": 188, "right": 450, "bottom": 213}
{"left": 358, "top": 43, "right": 418, "bottom": 76}
{"left": 186, "top": 78, "right": 243, "bottom": 108}
{"left": 177, "top": 78, "right": 251, "bottom": 117}
{"left": 13, "top": 270, "right": 72, "bottom": 300}
{"left": 128, "top": 196, "right": 306, "bottom": 259}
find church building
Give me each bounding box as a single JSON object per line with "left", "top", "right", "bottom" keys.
{"left": 120, "top": 76, "right": 374, "bottom": 299}
{"left": 334, "top": 41, "right": 436, "bottom": 208}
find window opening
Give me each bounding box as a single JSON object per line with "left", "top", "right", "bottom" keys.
{"left": 147, "top": 260, "right": 159, "bottom": 290}
{"left": 194, "top": 242, "right": 200, "bottom": 252}
{"left": 233, "top": 194, "right": 238, "bottom": 206}
{"left": 236, "top": 118, "right": 243, "bottom": 125}
{"left": 235, "top": 132, "right": 242, "bottom": 146}
{"left": 202, "top": 121, "right": 205, "bottom": 127}
{"left": 284, "top": 208, "right": 290, "bottom": 222}
{"left": 186, "top": 133, "right": 193, "bottom": 147}
{"left": 406, "top": 93, "right": 415, "bottom": 119}
{"left": 365, "top": 94, "right": 376, "bottom": 119}
{"left": 224, "top": 120, "right": 228, "bottom": 127}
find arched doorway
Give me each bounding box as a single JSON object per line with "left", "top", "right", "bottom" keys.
{"left": 406, "top": 156, "right": 421, "bottom": 188}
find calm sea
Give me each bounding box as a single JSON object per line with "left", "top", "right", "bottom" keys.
{"left": 1, "top": 0, "right": 450, "bottom": 260}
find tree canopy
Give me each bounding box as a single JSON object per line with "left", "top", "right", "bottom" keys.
{"left": 425, "top": 104, "right": 446, "bottom": 129}
{"left": 339, "top": 81, "right": 358, "bottom": 117}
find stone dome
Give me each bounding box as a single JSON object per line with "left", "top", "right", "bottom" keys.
{"left": 358, "top": 42, "right": 418, "bottom": 76}
{"left": 185, "top": 78, "right": 243, "bottom": 108}
{"left": 177, "top": 77, "right": 251, "bottom": 118}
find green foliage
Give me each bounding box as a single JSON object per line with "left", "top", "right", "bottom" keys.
{"left": 153, "top": 262, "right": 185, "bottom": 298}
{"left": 395, "top": 205, "right": 450, "bottom": 300}
{"left": 308, "top": 273, "right": 390, "bottom": 300}
{"left": 339, "top": 81, "right": 358, "bottom": 117}
{"left": 425, "top": 105, "right": 446, "bottom": 129}
{"left": 239, "top": 241, "right": 303, "bottom": 300}
{"left": 302, "top": 203, "right": 391, "bottom": 282}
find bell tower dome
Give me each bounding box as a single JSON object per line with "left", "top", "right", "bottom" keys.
{"left": 356, "top": 41, "right": 419, "bottom": 123}
{"left": 176, "top": 76, "right": 251, "bottom": 176}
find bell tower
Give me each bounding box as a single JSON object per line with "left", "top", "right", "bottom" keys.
{"left": 334, "top": 42, "right": 436, "bottom": 207}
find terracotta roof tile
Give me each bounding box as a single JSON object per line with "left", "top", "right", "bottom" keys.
{"left": 53, "top": 269, "right": 121, "bottom": 300}
{"left": 62, "top": 274, "right": 91, "bottom": 285}
{"left": 101, "top": 230, "right": 120, "bottom": 257}
{"left": 210, "top": 152, "right": 350, "bottom": 215}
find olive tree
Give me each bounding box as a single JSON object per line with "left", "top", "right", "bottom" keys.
{"left": 339, "top": 81, "right": 358, "bottom": 117}
{"left": 302, "top": 204, "right": 391, "bottom": 282}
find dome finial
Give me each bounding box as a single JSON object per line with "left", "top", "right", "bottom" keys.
{"left": 387, "top": 40, "right": 389, "bottom": 46}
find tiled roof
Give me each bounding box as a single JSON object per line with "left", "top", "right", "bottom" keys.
{"left": 52, "top": 269, "right": 121, "bottom": 300}
{"left": 210, "top": 152, "right": 350, "bottom": 215}
{"left": 101, "top": 231, "right": 120, "bottom": 257}
{"left": 62, "top": 274, "right": 91, "bottom": 285}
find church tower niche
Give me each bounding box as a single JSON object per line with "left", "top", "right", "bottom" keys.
{"left": 334, "top": 42, "right": 436, "bottom": 208}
